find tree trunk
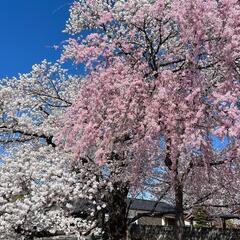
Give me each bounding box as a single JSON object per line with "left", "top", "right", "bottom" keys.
{"left": 174, "top": 182, "right": 185, "bottom": 240}
{"left": 104, "top": 182, "right": 129, "bottom": 240}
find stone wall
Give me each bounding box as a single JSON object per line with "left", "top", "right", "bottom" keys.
{"left": 35, "top": 236, "right": 80, "bottom": 240}
{"left": 129, "top": 225, "right": 240, "bottom": 240}
{"left": 24, "top": 226, "right": 240, "bottom": 240}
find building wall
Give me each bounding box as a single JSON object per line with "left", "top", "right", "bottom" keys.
{"left": 128, "top": 210, "right": 177, "bottom": 226}
{"left": 138, "top": 216, "right": 164, "bottom": 226}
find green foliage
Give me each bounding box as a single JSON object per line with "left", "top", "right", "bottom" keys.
{"left": 12, "top": 194, "right": 24, "bottom": 202}
{"left": 226, "top": 220, "right": 236, "bottom": 229}
{"left": 193, "top": 206, "right": 209, "bottom": 228}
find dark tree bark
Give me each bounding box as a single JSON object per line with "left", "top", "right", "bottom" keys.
{"left": 104, "top": 181, "right": 129, "bottom": 240}
{"left": 174, "top": 182, "right": 185, "bottom": 240}
{"left": 165, "top": 136, "right": 185, "bottom": 240}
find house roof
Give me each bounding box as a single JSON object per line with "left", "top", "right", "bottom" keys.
{"left": 211, "top": 214, "right": 240, "bottom": 220}
{"left": 127, "top": 198, "right": 175, "bottom": 214}
{"left": 185, "top": 212, "right": 240, "bottom": 221}
{"left": 71, "top": 198, "right": 175, "bottom": 216}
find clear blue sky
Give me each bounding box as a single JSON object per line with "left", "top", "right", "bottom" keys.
{"left": 0, "top": 0, "right": 73, "bottom": 78}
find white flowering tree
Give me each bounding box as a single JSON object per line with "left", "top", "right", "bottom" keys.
{"left": 0, "top": 61, "right": 110, "bottom": 239}
{"left": 0, "top": 145, "right": 107, "bottom": 239}
{"left": 0, "top": 60, "right": 78, "bottom": 146}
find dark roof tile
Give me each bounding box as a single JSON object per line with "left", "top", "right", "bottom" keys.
{"left": 127, "top": 198, "right": 175, "bottom": 213}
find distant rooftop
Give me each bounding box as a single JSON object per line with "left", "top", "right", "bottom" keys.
{"left": 127, "top": 198, "right": 175, "bottom": 214}
{"left": 72, "top": 198, "right": 175, "bottom": 216}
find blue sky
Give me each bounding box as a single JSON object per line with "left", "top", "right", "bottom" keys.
{"left": 0, "top": 0, "right": 73, "bottom": 78}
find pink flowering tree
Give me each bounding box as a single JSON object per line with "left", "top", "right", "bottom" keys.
{"left": 59, "top": 0, "right": 240, "bottom": 239}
